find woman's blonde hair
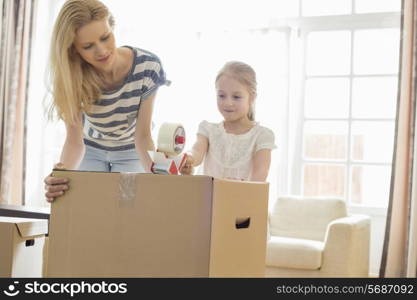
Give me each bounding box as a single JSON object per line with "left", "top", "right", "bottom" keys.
{"left": 49, "top": 0, "right": 114, "bottom": 124}
{"left": 215, "top": 61, "right": 257, "bottom": 121}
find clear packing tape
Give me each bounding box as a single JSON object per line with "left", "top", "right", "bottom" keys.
{"left": 119, "top": 173, "right": 136, "bottom": 206}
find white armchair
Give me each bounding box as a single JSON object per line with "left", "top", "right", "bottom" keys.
{"left": 265, "top": 196, "right": 370, "bottom": 277}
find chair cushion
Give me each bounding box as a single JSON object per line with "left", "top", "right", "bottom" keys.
{"left": 266, "top": 236, "right": 324, "bottom": 270}
{"left": 269, "top": 197, "right": 347, "bottom": 241}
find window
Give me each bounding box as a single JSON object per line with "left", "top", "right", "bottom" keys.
{"left": 290, "top": 3, "right": 400, "bottom": 208}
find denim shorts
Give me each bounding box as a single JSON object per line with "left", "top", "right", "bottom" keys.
{"left": 78, "top": 145, "right": 144, "bottom": 173}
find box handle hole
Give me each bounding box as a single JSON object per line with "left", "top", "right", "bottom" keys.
{"left": 235, "top": 217, "right": 250, "bottom": 229}
{"left": 25, "top": 239, "right": 35, "bottom": 247}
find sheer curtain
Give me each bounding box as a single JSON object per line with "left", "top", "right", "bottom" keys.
{"left": 0, "top": 0, "right": 37, "bottom": 205}
{"left": 25, "top": 0, "right": 64, "bottom": 207}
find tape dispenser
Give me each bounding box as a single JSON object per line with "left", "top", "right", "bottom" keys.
{"left": 148, "top": 122, "right": 187, "bottom": 175}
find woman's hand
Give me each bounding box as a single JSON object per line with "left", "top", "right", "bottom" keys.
{"left": 180, "top": 154, "right": 195, "bottom": 175}
{"left": 44, "top": 163, "right": 69, "bottom": 203}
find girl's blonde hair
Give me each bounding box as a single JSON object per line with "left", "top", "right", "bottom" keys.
{"left": 49, "top": 0, "right": 114, "bottom": 124}
{"left": 215, "top": 61, "right": 257, "bottom": 121}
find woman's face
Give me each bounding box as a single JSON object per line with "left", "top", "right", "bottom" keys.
{"left": 216, "top": 75, "right": 253, "bottom": 123}
{"left": 73, "top": 19, "right": 116, "bottom": 72}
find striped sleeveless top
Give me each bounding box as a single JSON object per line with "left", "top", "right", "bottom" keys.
{"left": 83, "top": 46, "right": 168, "bottom": 151}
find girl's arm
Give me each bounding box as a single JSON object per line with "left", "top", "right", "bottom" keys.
{"left": 180, "top": 134, "right": 208, "bottom": 175}
{"left": 250, "top": 149, "right": 272, "bottom": 182}
{"left": 189, "top": 134, "right": 209, "bottom": 166}
{"left": 135, "top": 94, "right": 156, "bottom": 173}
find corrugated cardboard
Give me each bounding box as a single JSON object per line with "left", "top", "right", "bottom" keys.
{"left": 0, "top": 217, "right": 48, "bottom": 277}
{"left": 47, "top": 171, "right": 268, "bottom": 277}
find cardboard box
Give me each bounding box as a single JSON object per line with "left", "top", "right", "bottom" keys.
{"left": 0, "top": 217, "right": 48, "bottom": 277}
{"left": 47, "top": 171, "right": 269, "bottom": 277}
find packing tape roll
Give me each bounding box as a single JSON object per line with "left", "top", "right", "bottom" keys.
{"left": 157, "top": 123, "right": 185, "bottom": 156}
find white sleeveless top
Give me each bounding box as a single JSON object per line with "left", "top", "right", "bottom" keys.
{"left": 197, "top": 120, "right": 276, "bottom": 181}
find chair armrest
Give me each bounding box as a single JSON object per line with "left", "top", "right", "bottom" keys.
{"left": 267, "top": 214, "right": 271, "bottom": 241}
{"left": 321, "top": 214, "right": 371, "bottom": 276}
{"left": 329, "top": 214, "right": 370, "bottom": 228}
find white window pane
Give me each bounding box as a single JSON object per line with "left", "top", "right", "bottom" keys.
{"left": 351, "top": 165, "right": 391, "bottom": 206}
{"left": 266, "top": 0, "right": 300, "bottom": 18}
{"left": 355, "top": 0, "right": 401, "bottom": 13}
{"left": 302, "top": 0, "right": 351, "bottom": 16}
{"left": 351, "top": 121, "right": 395, "bottom": 162}
{"left": 305, "top": 78, "right": 350, "bottom": 118}
{"left": 303, "top": 121, "right": 348, "bottom": 160}
{"left": 352, "top": 77, "right": 398, "bottom": 118}
{"left": 303, "top": 164, "right": 345, "bottom": 197}
{"left": 354, "top": 29, "right": 400, "bottom": 74}
{"left": 307, "top": 31, "right": 351, "bottom": 75}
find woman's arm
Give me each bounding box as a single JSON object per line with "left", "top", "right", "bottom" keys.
{"left": 59, "top": 113, "right": 85, "bottom": 169}
{"left": 44, "top": 112, "right": 84, "bottom": 202}
{"left": 134, "top": 94, "right": 156, "bottom": 173}
{"left": 250, "top": 149, "right": 272, "bottom": 182}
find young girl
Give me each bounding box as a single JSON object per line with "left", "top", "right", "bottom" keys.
{"left": 180, "top": 61, "right": 276, "bottom": 182}
{"left": 44, "top": 0, "right": 168, "bottom": 202}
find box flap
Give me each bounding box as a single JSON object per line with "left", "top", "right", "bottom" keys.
{"left": 14, "top": 219, "right": 48, "bottom": 238}
{"left": 209, "top": 178, "right": 269, "bottom": 277}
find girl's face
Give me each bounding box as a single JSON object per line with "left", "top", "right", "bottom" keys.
{"left": 73, "top": 19, "right": 116, "bottom": 72}
{"left": 216, "top": 75, "right": 253, "bottom": 123}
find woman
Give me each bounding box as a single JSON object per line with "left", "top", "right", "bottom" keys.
{"left": 44, "top": 0, "right": 168, "bottom": 202}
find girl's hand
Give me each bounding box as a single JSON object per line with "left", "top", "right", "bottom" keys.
{"left": 44, "top": 163, "right": 69, "bottom": 203}
{"left": 180, "top": 154, "right": 195, "bottom": 175}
